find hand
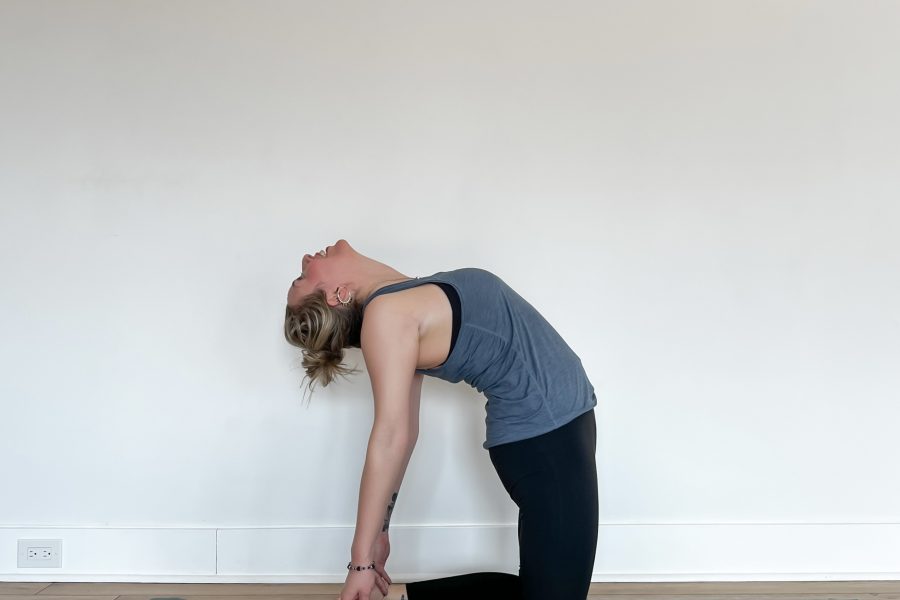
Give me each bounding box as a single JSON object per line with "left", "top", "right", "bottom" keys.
{"left": 371, "top": 530, "right": 392, "bottom": 588}
{"left": 338, "top": 568, "right": 383, "bottom": 600}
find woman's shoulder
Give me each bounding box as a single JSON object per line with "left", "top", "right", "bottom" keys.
{"left": 363, "top": 285, "right": 421, "bottom": 315}
{"left": 361, "top": 283, "right": 429, "bottom": 328}
{"left": 358, "top": 290, "right": 422, "bottom": 358}
{"left": 361, "top": 281, "right": 451, "bottom": 339}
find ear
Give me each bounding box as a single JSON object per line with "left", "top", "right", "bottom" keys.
{"left": 325, "top": 286, "right": 350, "bottom": 308}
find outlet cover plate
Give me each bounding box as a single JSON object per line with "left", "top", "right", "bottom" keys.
{"left": 17, "top": 539, "right": 63, "bottom": 568}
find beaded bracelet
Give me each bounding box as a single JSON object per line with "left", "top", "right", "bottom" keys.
{"left": 347, "top": 560, "right": 376, "bottom": 572}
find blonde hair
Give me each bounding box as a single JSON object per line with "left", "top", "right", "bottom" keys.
{"left": 284, "top": 289, "right": 363, "bottom": 400}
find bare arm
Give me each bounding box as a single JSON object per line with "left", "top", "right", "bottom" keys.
{"left": 350, "top": 304, "right": 421, "bottom": 563}
{"left": 379, "top": 373, "right": 422, "bottom": 536}
{"left": 381, "top": 371, "right": 422, "bottom": 531}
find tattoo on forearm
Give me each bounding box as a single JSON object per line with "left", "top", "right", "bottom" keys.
{"left": 382, "top": 491, "right": 398, "bottom": 532}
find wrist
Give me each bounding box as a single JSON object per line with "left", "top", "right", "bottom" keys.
{"left": 347, "top": 559, "right": 375, "bottom": 574}
{"left": 350, "top": 551, "right": 374, "bottom": 564}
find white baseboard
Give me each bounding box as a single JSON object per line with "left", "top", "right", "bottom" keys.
{"left": 1, "top": 523, "right": 899, "bottom": 582}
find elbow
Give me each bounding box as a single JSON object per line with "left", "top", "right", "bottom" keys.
{"left": 370, "top": 424, "right": 415, "bottom": 449}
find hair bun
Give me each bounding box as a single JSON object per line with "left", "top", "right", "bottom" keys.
{"left": 284, "top": 289, "right": 363, "bottom": 400}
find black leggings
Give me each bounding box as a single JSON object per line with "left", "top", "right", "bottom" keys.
{"left": 406, "top": 409, "right": 598, "bottom": 600}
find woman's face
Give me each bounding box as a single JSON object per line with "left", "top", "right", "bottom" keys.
{"left": 286, "top": 239, "right": 354, "bottom": 308}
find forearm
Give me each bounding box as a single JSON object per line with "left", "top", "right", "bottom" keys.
{"left": 350, "top": 433, "right": 416, "bottom": 562}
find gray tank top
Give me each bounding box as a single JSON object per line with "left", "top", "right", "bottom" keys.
{"left": 362, "top": 268, "right": 597, "bottom": 449}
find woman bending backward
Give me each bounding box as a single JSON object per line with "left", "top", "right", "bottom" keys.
{"left": 284, "top": 239, "right": 599, "bottom": 600}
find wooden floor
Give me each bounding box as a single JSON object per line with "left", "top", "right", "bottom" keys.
{"left": 2, "top": 581, "right": 900, "bottom": 600}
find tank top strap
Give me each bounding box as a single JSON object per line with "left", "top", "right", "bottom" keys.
{"left": 362, "top": 276, "right": 428, "bottom": 312}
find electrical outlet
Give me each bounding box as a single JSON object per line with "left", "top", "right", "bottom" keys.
{"left": 17, "top": 539, "right": 62, "bottom": 568}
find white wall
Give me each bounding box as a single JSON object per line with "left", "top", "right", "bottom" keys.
{"left": 1, "top": 0, "right": 898, "bottom": 583}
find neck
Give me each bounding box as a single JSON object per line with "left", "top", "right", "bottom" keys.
{"left": 355, "top": 264, "right": 414, "bottom": 305}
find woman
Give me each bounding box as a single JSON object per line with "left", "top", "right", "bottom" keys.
{"left": 284, "top": 239, "right": 599, "bottom": 600}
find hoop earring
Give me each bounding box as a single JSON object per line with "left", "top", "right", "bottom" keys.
{"left": 337, "top": 289, "right": 353, "bottom": 307}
